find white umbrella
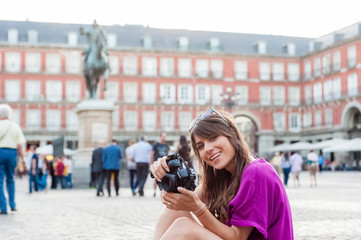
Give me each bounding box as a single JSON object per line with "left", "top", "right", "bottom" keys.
{"left": 266, "top": 143, "right": 291, "bottom": 152}
{"left": 36, "top": 144, "right": 76, "bottom": 155}
{"left": 323, "top": 138, "right": 361, "bottom": 152}
{"left": 285, "top": 141, "right": 312, "bottom": 151}
{"left": 311, "top": 138, "right": 349, "bottom": 150}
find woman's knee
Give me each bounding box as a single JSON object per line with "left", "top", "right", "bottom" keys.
{"left": 162, "top": 217, "right": 199, "bottom": 239}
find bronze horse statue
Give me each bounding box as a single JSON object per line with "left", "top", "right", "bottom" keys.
{"left": 80, "top": 21, "right": 110, "bottom": 99}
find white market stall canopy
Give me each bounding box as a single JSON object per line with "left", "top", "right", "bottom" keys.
{"left": 36, "top": 145, "right": 76, "bottom": 156}
{"left": 323, "top": 138, "right": 361, "bottom": 152}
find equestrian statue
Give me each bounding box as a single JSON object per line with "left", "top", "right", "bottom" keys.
{"left": 80, "top": 20, "right": 110, "bottom": 99}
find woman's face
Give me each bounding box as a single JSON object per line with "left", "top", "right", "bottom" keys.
{"left": 194, "top": 134, "right": 236, "bottom": 175}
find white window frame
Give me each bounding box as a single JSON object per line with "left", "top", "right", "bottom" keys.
{"left": 160, "top": 84, "right": 176, "bottom": 104}
{"left": 8, "top": 29, "right": 18, "bottom": 44}
{"left": 123, "top": 82, "right": 138, "bottom": 103}
{"left": 235, "top": 86, "right": 248, "bottom": 105}
{"left": 289, "top": 113, "right": 301, "bottom": 133}
{"left": 234, "top": 61, "right": 248, "bottom": 80}
{"left": 322, "top": 54, "right": 331, "bottom": 75}
{"left": 304, "top": 61, "right": 312, "bottom": 81}
{"left": 109, "top": 55, "right": 119, "bottom": 75}
{"left": 347, "top": 73, "right": 358, "bottom": 96}
{"left": 325, "top": 109, "right": 333, "bottom": 126}
{"left": 46, "top": 81, "right": 63, "bottom": 102}
{"left": 25, "top": 80, "right": 41, "bottom": 101}
{"left": 178, "top": 84, "right": 193, "bottom": 104}
{"left": 25, "top": 52, "right": 41, "bottom": 73}
{"left": 287, "top": 63, "right": 300, "bottom": 82}
{"left": 28, "top": 30, "right": 38, "bottom": 44}
{"left": 161, "top": 111, "right": 175, "bottom": 131}
{"left": 5, "top": 52, "right": 21, "bottom": 73}
{"left": 113, "top": 108, "right": 119, "bottom": 130}
{"left": 303, "top": 112, "right": 312, "bottom": 128}
{"left": 305, "top": 85, "right": 312, "bottom": 105}
{"left": 314, "top": 111, "right": 322, "bottom": 127}
{"left": 143, "top": 111, "right": 156, "bottom": 131}
{"left": 272, "top": 86, "right": 285, "bottom": 106}
{"left": 273, "top": 113, "right": 286, "bottom": 132}
{"left": 288, "top": 87, "right": 300, "bottom": 106}
{"left": 259, "top": 62, "right": 270, "bottom": 81}
{"left": 46, "top": 53, "right": 61, "bottom": 74}
{"left": 210, "top": 59, "right": 223, "bottom": 79}
{"left": 142, "top": 57, "right": 157, "bottom": 77}
{"left": 123, "top": 56, "right": 138, "bottom": 76}
{"left": 347, "top": 45, "right": 356, "bottom": 68}
{"left": 272, "top": 62, "right": 284, "bottom": 81}
{"left": 313, "top": 83, "right": 322, "bottom": 104}
{"left": 66, "top": 110, "right": 78, "bottom": 131}
{"left": 195, "top": 85, "right": 210, "bottom": 105}
{"left": 5, "top": 80, "right": 20, "bottom": 102}
{"left": 26, "top": 110, "right": 41, "bottom": 130}
{"left": 211, "top": 85, "right": 223, "bottom": 105}
{"left": 313, "top": 58, "right": 321, "bottom": 78}
{"left": 178, "top": 112, "right": 192, "bottom": 131}
{"left": 333, "top": 51, "right": 341, "bottom": 72}
{"left": 67, "top": 32, "right": 78, "bottom": 46}
{"left": 65, "top": 52, "right": 80, "bottom": 74}
{"left": 124, "top": 111, "right": 138, "bottom": 131}
{"left": 333, "top": 77, "right": 341, "bottom": 99}
{"left": 323, "top": 80, "right": 333, "bottom": 102}
{"left": 195, "top": 59, "right": 209, "bottom": 78}
{"left": 260, "top": 86, "right": 271, "bottom": 106}
{"left": 107, "top": 33, "right": 117, "bottom": 48}
{"left": 142, "top": 83, "right": 156, "bottom": 103}
{"left": 160, "top": 58, "right": 174, "bottom": 77}
{"left": 105, "top": 81, "right": 119, "bottom": 101}
{"left": 46, "top": 110, "right": 61, "bottom": 130}
{"left": 178, "top": 58, "right": 192, "bottom": 78}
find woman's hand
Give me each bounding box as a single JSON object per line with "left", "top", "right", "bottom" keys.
{"left": 150, "top": 156, "right": 170, "bottom": 182}
{"left": 161, "top": 187, "right": 204, "bottom": 213}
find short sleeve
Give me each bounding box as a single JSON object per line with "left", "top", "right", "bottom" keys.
{"left": 14, "top": 123, "right": 26, "bottom": 145}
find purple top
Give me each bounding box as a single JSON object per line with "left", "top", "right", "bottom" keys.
{"left": 226, "top": 159, "right": 293, "bottom": 240}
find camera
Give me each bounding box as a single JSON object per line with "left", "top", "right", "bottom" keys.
{"left": 152, "top": 152, "right": 196, "bottom": 193}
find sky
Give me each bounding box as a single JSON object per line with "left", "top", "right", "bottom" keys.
{"left": 2, "top": 0, "right": 361, "bottom": 38}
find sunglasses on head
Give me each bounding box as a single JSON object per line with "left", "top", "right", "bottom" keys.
{"left": 187, "top": 109, "right": 228, "bottom": 132}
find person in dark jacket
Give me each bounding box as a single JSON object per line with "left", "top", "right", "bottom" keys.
{"left": 92, "top": 143, "right": 105, "bottom": 196}
{"left": 102, "top": 139, "right": 122, "bottom": 197}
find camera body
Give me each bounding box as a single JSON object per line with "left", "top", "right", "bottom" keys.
{"left": 154, "top": 152, "right": 196, "bottom": 193}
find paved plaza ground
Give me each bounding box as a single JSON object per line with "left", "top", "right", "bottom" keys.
{"left": 0, "top": 171, "right": 360, "bottom": 240}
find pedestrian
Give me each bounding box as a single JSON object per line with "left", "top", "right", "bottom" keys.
{"left": 281, "top": 151, "right": 292, "bottom": 187}
{"left": 49, "top": 158, "right": 56, "bottom": 189}
{"left": 92, "top": 143, "right": 105, "bottom": 196}
{"left": 0, "top": 104, "right": 26, "bottom": 214}
{"left": 307, "top": 149, "right": 319, "bottom": 187}
{"left": 290, "top": 151, "right": 303, "bottom": 187}
{"left": 38, "top": 155, "right": 49, "bottom": 190}
{"left": 176, "top": 135, "right": 192, "bottom": 168}
{"left": 318, "top": 151, "right": 325, "bottom": 173}
{"left": 131, "top": 136, "right": 152, "bottom": 197}
{"left": 63, "top": 156, "right": 73, "bottom": 188}
{"left": 150, "top": 109, "right": 293, "bottom": 239}
{"left": 150, "top": 132, "right": 169, "bottom": 197}
{"left": 270, "top": 151, "right": 282, "bottom": 175}
{"left": 54, "top": 157, "right": 66, "bottom": 189}
{"left": 102, "top": 139, "right": 122, "bottom": 197}
{"left": 28, "top": 145, "right": 44, "bottom": 193}
{"left": 125, "top": 138, "right": 137, "bottom": 196}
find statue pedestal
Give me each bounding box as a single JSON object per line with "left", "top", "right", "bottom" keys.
{"left": 74, "top": 100, "right": 114, "bottom": 186}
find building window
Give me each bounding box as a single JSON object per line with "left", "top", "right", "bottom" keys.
{"left": 287, "top": 63, "right": 300, "bottom": 81}
{"left": 325, "top": 109, "right": 333, "bottom": 126}
{"left": 304, "top": 61, "right": 312, "bottom": 81}
{"left": 8, "top": 29, "right": 18, "bottom": 44}
{"left": 107, "top": 33, "right": 117, "bottom": 48}
{"left": 124, "top": 111, "right": 138, "bottom": 131}
{"left": 66, "top": 110, "right": 78, "bottom": 130}
{"left": 305, "top": 85, "right": 312, "bottom": 105}
{"left": 235, "top": 86, "right": 248, "bottom": 105}
{"left": 142, "top": 57, "right": 157, "bottom": 77}
{"left": 26, "top": 110, "right": 41, "bottom": 130}
{"left": 142, "top": 83, "right": 156, "bottom": 103}
{"left": 178, "top": 58, "right": 192, "bottom": 78}
{"left": 272, "top": 63, "right": 284, "bottom": 81}
{"left": 211, "top": 85, "right": 223, "bottom": 105}
{"left": 143, "top": 36, "right": 152, "bottom": 49}
{"left": 46, "top": 81, "right": 62, "bottom": 102}
{"left": 234, "top": 61, "right": 248, "bottom": 80}
{"left": 178, "top": 84, "right": 193, "bottom": 104}
{"left": 288, "top": 87, "right": 300, "bottom": 106}
{"left": 256, "top": 41, "right": 266, "bottom": 54}
{"left": 160, "top": 84, "right": 175, "bottom": 104}
{"left": 273, "top": 113, "right": 285, "bottom": 132}
{"left": 113, "top": 108, "right": 119, "bottom": 130}
{"left": 209, "top": 38, "right": 220, "bottom": 51}
{"left": 5, "top": 52, "right": 21, "bottom": 73}
{"left": 195, "top": 85, "right": 210, "bottom": 105}
{"left": 5, "top": 80, "right": 20, "bottom": 102}
{"left": 143, "top": 111, "right": 156, "bottom": 131}
{"left": 109, "top": 56, "right": 119, "bottom": 75}
{"left": 65, "top": 52, "right": 80, "bottom": 74}
{"left": 179, "top": 37, "right": 189, "bottom": 51}
{"left": 259, "top": 86, "right": 271, "bottom": 106}
{"left": 46, "top": 110, "right": 61, "bottom": 130}
{"left": 333, "top": 77, "right": 341, "bottom": 99}
{"left": 178, "top": 112, "right": 192, "bottom": 131}
{"left": 323, "top": 80, "right": 333, "bottom": 102}
{"left": 160, "top": 58, "right": 174, "bottom": 77}
{"left": 333, "top": 51, "right": 341, "bottom": 72}
{"left": 11, "top": 109, "right": 20, "bottom": 126}
{"left": 259, "top": 62, "right": 270, "bottom": 81}
{"left": 314, "top": 111, "right": 322, "bottom": 127}
{"left": 196, "top": 59, "right": 209, "bottom": 78}
{"left": 123, "top": 82, "right": 138, "bottom": 103}
{"left": 105, "top": 81, "right": 119, "bottom": 101}
{"left": 210, "top": 59, "right": 223, "bottom": 79}
{"left": 123, "top": 56, "right": 137, "bottom": 76}
{"left": 289, "top": 113, "right": 301, "bottom": 132}
{"left": 303, "top": 112, "right": 312, "bottom": 128}
{"left": 313, "top": 83, "right": 322, "bottom": 103}
{"left": 67, "top": 32, "right": 78, "bottom": 46}
{"left": 28, "top": 30, "right": 38, "bottom": 44}
{"left": 322, "top": 54, "right": 331, "bottom": 75}
{"left": 285, "top": 43, "right": 296, "bottom": 56}
{"left": 161, "top": 111, "right": 175, "bottom": 131}
{"left": 347, "top": 73, "right": 358, "bottom": 96}
{"left": 272, "top": 86, "right": 285, "bottom": 106}
{"left": 46, "top": 54, "right": 61, "bottom": 74}
{"left": 347, "top": 45, "right": 356, "bottom": 68}
{"left": 25, "top": 80, "right": 41, "bottom": 101}
{"left": 313, "top": 58, "right": 321, "bottom": 78}
{"left": 25, "top": 53, "right": 41, "bottom": 73}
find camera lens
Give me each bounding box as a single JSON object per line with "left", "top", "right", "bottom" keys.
{"left": 161, "top": 174, "right": 177, "bottom": 192}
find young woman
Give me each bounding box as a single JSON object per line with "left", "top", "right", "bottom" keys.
{"left": 150, "top": 109, "right": 293, "bottom": 240}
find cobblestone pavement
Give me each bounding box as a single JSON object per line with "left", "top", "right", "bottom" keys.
{"left": 0, "top": 171, "right": 360, "bottom": 240}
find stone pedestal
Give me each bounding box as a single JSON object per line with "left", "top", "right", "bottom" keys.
{"left": 73, "top": 100, "right": 114, "bottom": 186}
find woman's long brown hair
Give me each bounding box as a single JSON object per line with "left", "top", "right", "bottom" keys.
{"left": 190, "top": 112, "right": 251, "bottom": 223}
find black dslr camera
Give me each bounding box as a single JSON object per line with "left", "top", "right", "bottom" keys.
{"left": 152, "top": 152, "right": 196, "bottom": 193}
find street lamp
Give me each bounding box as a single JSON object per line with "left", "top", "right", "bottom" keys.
{"left": 220, "top": 86, "right": 240, "bottom": 111}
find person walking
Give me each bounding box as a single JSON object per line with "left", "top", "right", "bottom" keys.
{"left": 150, "top": 132, "right": 169, "bottom": 197}
{"left": 125, "top": 138, "right": 137, "bottom": 196}
{"left": 54, "top": 157, "right": 66, "bottom": 189}
{"left": 281, "top": 151, "right": 292, "bottom": 187}
{"left": 63, "top": 156, "right": 73, "bottom": 189}
{"left": 131, "top": 137, "right": 152, "bottom": 197}
{"left": 270, "top": 151, "right": 282, "bottom": 175}
{"left": 150, "top": 109, "right": 293, "bottom": 239}
{"left": 318, "top": 151, "right": 325, "bottom": 173}
{"left": 290, "top": 151, "right": 303, "bottom": 187}
{"left": 307, "top": 149, "right": 319, "bottom": 187}
{"left": 102, "top": 139, "right": 122, "bottom": 197}
{"left": 0, "top": 104, "right": 26, "bottom": 214}
{"left": 92, "top": 143, "right": 105, "bottom": 196}
{"left": 28, "top": 145, "right": 44, "bottom": 193}
{"left": 176, "top": 135, "right": 192, "bottom": 168}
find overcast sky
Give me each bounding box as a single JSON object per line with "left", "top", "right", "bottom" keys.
{"left": 2, "top": 0, "right": 361, "bottom": 38}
